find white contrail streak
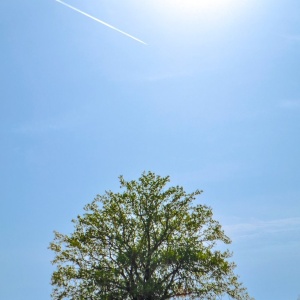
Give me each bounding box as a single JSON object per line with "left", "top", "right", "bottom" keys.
{"left": 55, "top": 0, "right": 147, "bottom": 45}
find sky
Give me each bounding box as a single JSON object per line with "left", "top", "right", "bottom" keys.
{"left": 0, "top": 0, "right": 300, "bottom": 299}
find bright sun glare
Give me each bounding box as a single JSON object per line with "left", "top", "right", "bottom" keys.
{"left": 152, "top": 0, "right": 242, "bottom": 22}
{"left": 171, "top": 0, "right": 236, "bottom": 10}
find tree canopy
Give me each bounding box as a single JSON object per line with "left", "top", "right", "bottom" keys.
{"left": 50, "top": 172, "right": 253, "bottom": 300}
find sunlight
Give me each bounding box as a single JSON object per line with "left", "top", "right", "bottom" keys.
{"left": 150, "top": 0, "right": 243, "bottom": 22}
{"left": 167, "top": 0, "right": 237, "bottom": 12}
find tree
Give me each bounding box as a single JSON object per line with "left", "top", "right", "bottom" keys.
{"left": 50, "top": 172, "right": 253, "bottom": 300}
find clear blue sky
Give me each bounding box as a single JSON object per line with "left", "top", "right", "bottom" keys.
{"left": 1, "top": 0, "right": 299, "bottom": 299}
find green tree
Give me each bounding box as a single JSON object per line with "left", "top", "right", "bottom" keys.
{"left": 50, "top": 172, "right": 253, "bottom": 300}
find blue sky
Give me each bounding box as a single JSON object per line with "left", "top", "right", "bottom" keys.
{"left": 1, "top": 0, "right": 300, "bottom": 299}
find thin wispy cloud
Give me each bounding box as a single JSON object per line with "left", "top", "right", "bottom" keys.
{"left": 224, "top": 217, "right": 300, "bottom": 239}
{"left": 279, "top": 100, "right": 300, "bottom": 109}
{"left": 13, "top": 106, "right": 93, "bottom": 134}
{"left": 55, "top": 0, "right": 147, "bottom": 45}
{"left": 14, "top": 120, "right": 68, "bottom": 135}
{"left": 144, "top": 71, "right": 190, "bottom": 82}
{"left": 282, "top": 34, "right": 300, "bottom": 42}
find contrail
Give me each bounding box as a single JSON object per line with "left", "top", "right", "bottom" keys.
{"left": 55, "top": 0, "right": 147, "bottom": 45}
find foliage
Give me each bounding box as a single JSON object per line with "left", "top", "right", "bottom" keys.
{"left": 50, "top": 172, "right": 253, "bottom": 300}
